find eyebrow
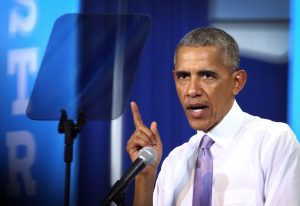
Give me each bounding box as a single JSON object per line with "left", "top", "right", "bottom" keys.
{"left": 197, "top": 70, "right": 218, "bottom": 77}
{"left": 174, "top": 70, "right": 190, "bottom": 76}
{"left": 174, "top": 69, "right": 219, "bottom": 77}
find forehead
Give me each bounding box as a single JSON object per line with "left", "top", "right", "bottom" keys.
{"left": 176, "top": 45, "right": 220, "bottom": 58}
{"left": 175, "top": 46, "right": 224, "bottom": 69}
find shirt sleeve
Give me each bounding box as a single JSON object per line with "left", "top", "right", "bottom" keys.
{"left": 153, "top": 157, "right": 168, "bottom": 206}
{"left": 263, "top": 126, "right": 300, "bottom": 205}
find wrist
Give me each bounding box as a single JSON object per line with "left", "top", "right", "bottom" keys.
{"left": 133, "top": 166, "right": 157, "bottom": 206}
{"left": 135, "top": 165, "right": 157, "bottom": 180}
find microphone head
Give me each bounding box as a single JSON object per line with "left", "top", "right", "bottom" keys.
{"left": 138, "top": 146, "right": 157, "bottom": 165}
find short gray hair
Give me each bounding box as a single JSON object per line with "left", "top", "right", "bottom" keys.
{"left": 174, "top": 27, "right": 240, "bottom": 73}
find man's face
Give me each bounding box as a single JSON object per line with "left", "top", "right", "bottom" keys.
{"left": 173, "top": 46, "right": 238, "bottom": 132}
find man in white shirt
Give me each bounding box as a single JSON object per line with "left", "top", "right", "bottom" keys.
{"left": 126, "top": 27, "right": 300, "bottom": 205}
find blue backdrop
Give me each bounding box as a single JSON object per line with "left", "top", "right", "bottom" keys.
{"left": 79, "top": 0, "right": 290, "bottom": 205}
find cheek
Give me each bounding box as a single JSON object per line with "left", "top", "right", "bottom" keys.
{"left": 175, "top": 83, "right": 186, "bottom": 97}
{"left": 206, "top": 84, "right": 232, "bottom": 109}
{"left": 175, "top": 85, "right": 184, "bottom": 103}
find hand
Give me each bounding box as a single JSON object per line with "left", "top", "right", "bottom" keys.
{"left": 126, "top": 101, "right": 163, "bottom": 174}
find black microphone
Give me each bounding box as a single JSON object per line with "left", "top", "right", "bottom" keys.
{"left": 102, "top": 146, "right": 157, "bottom": 206}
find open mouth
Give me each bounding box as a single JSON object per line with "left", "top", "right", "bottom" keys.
{"left": 187, "top": 104, "right": 208, "bottom": 112}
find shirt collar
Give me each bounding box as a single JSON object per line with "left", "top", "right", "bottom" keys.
{"left": 197, "top": 100, "right": 244, "bottom": 149}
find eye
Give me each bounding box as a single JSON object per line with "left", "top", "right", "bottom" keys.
{"left": 203, "top": 73, "right": 213, "bottom": 79}
{"left": 176, "top": 71, "right": 190, "bottom": 80}
{"left": 200, "top": 71, "right": 217, "bottom": 79}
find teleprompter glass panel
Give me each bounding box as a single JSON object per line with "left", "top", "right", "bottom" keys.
{"left": 26, "top": 14, "right": 151, "bottom": 121}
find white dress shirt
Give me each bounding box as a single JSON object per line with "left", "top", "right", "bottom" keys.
{"left": 153, "top": 101, "right": 300, "bottom": 206}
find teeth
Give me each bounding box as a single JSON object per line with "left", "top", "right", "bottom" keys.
{"left": 193, "top": 109, "right": 203, "bottom": 112}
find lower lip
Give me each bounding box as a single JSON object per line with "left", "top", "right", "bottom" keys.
{"left": 187, "top": 108, "right": 207, "bottom": 118}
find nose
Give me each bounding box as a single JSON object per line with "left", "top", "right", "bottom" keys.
{"left": 187, "top": 77, "right": 201, "bottom": 97}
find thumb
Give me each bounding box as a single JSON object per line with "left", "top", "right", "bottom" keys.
{"left": 150, "top": 121, "right": 162, "bottom": 146}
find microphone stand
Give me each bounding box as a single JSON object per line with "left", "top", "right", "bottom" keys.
{"left": 101, "top": 147, "right": 156, "bottom": 206}
{"left": 58, "top": 110, "right": 86, "bottom": 206}
{"left": 101, "top": 180, "right": 127, "bottom": 206}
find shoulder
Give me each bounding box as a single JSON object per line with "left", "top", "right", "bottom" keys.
{"left": 243, "top": 113, "right": 295, "bottom": 138}
{"left": 243, "top": 113, "right": 299, "bottom": 153}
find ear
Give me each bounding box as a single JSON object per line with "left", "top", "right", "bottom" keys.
{"left": 232, "top": 69, "right": 247, "bottom": 96}
{"left": 172, "top": 69, "right": 176, "bottom": 80}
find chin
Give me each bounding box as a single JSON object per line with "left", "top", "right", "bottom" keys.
{"left": 188, "top": 121, "right": 208, "bottom": 132}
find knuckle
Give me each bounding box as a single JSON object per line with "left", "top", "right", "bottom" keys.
{"left": 135, "top": 130, "right": 143, "bottom": 136}
{"left": 126, "top": 138, "right": 131, "bottom": 146}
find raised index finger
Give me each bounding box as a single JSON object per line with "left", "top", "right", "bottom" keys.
{"left": 131, "top": 101, "right": 144, "bottom": 128}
